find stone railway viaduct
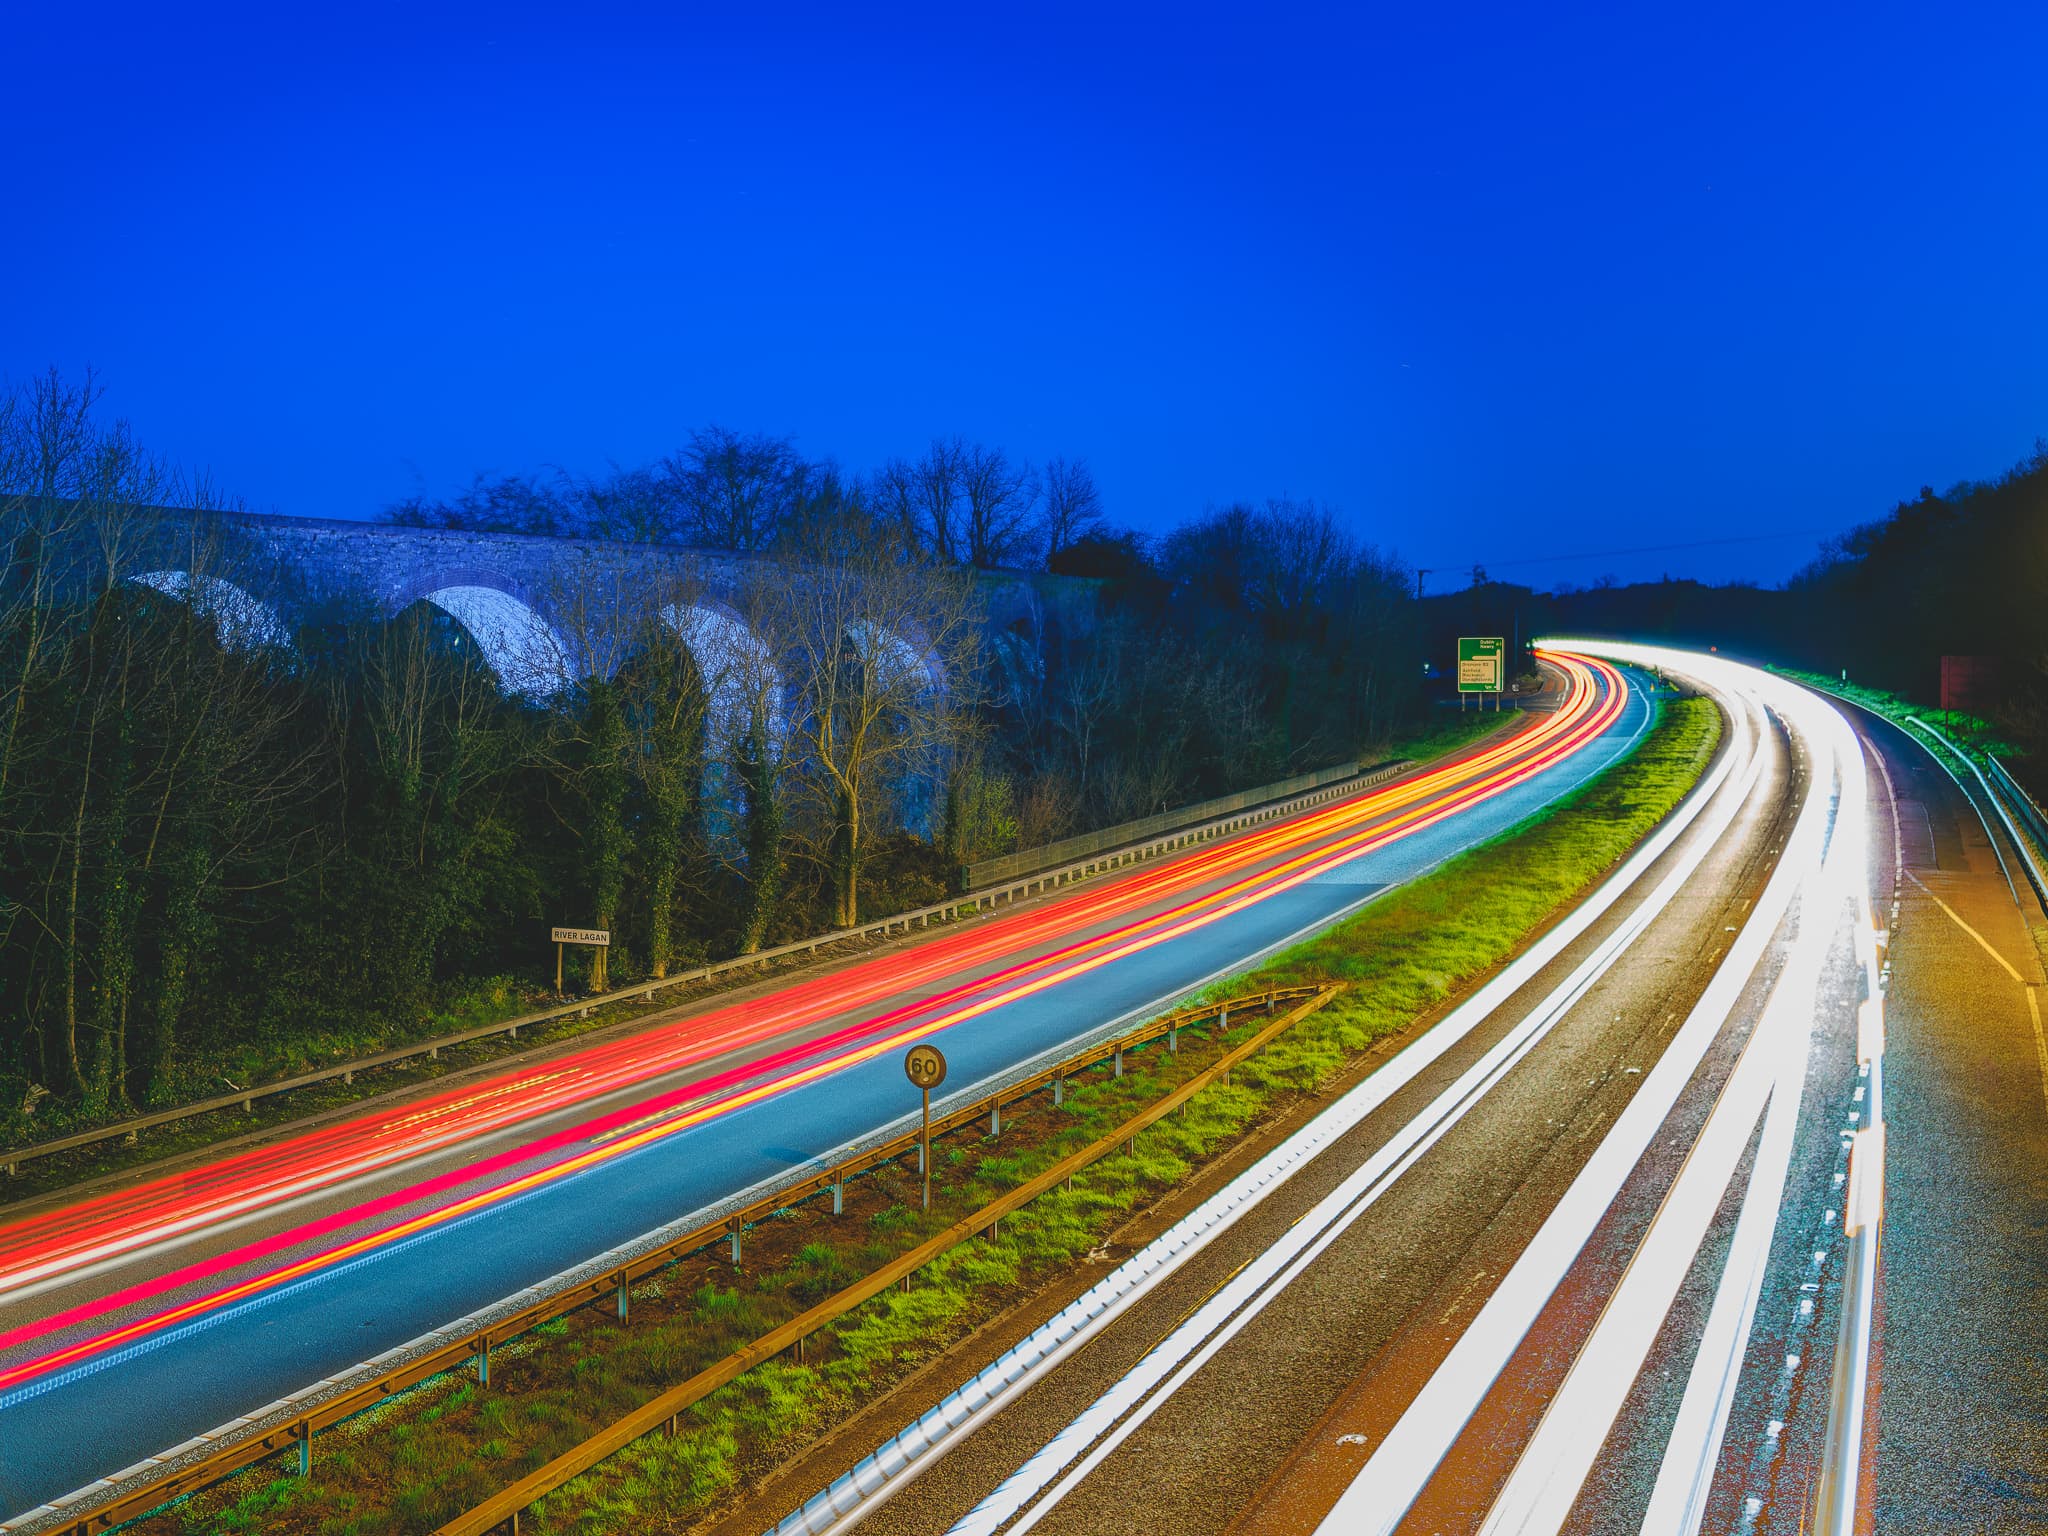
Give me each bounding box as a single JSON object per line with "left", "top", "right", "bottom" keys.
{"left": 103, "top": 507, "right": 1077, "bottom": 707}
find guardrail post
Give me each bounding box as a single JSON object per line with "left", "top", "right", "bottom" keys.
{"left": 1168, "top": 1025, "right": 1178, "bottom": 1055}
{"left": 1053, "top": 1075, "right": 1064, "bottom": 1105}
{"left": 616, "top": 1278, "right": 630, "bottom": 1321}
{"left": 989, "top": 1100, "right": 1001, "bottom": 1136}
{"left": 729, "top": 1222, "right": 743, "bottom": 1267}
{"left": 832, "top": 1174, "right": 844, "bottom": 1215}
{"left": 1113, "top": 1047, "right": 1124, "bottom": 1078}
{"left": 296, "top": 1421, "right": 311, "bottom": 1476}
{"left": 476, "top": 1338, "right": 490, "bottom": 1385}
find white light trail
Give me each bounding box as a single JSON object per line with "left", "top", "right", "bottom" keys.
{"left": 1316, "top": 643, "right": 1879, "bottom": 1536}
{"left": 937, "top": 681, "right": 1765, "bottom": 1536}
{"left": 769, "top": 667, "right": 1733, "bottom": 1536}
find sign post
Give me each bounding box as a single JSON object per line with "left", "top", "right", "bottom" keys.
{"left": 551, "top": 927, "right": 611, "bottom": 996}
{"left": 904, "top": 1044, "right": 948, "bottom": 1211}
{"left": 1457, "top": 636, "right": 1506, "bottom": 712}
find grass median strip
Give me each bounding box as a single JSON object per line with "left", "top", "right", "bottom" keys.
{"left": 134, "top": 694, "right": 1719, "bottom": 1536}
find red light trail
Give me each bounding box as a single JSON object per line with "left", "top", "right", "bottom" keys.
{"left": 0, "top": 654, "right": 1622, "bottom": 1396}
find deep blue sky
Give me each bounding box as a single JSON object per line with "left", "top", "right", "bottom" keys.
{"left": 10, "top": 2, "right": 2046, "bottom": 590}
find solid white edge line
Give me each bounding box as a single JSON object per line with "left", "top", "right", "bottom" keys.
{"left": 1313, "top": 645, "right": 1819, "bottom": 1535}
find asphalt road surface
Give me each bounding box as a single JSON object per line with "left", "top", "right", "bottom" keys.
{"left": 745, "top": 645, "right": 1911, "bottom": 1536}
{"left": 1853, "top": 704, "right": 2048, "bottom": 1531}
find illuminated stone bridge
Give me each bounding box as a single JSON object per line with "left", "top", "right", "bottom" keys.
{"left": 112, "top": 507, "right": 1071, "bottom": 705}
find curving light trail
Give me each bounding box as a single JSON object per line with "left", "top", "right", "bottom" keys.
{"left": 1317, "top": 641, "right": 1884, "bottom": 1536}
{"left": 0, "top": 658, "right": 1613, "bottom": 1304}
{"left": 0, "top": 658, "right": 1627, "bottom": 1403}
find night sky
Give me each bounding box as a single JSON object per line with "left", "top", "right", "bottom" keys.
{"left": 10, "top": 2, "right": 2046, "bottom": 590}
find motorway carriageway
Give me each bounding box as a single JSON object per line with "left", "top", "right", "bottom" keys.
{"left": 0, "top": 656, "right": 1644, "bottom": 1521}
{"left": 758, "top": 644, "right": 1887, "bottom": 1536}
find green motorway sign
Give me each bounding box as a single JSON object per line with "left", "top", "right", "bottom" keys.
{"left": 1457, "top": 635, "right": 1506, "bottom": 693}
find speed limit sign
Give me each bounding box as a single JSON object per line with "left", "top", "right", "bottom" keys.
{"left": 904, "top": 1044, "right": 948, "bottom": 1091}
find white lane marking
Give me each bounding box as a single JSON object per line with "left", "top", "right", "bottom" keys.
{"left": 955, "top": 794, "right": 1744, "bottom": 1536}
{"left": 1488, "top": 685, "right": 1867, "bottom": 1536}
{"left": 928, "top": 676, "right": 1761, "bottom": 1536}
{"left": 1905, "top": 870, "right": 2024, "bottom": 982}
{"left": 1314, "top": 649, "right": 1821, "bottom": 1536}
{"left": 1904, "top": 871, "right": 2048, "bottom": 1115}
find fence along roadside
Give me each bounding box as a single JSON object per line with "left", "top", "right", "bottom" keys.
{"left": 3, "top": 752, "right": 1419, "bottom": 1177}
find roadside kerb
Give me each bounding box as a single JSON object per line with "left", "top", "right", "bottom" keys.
{"left": 433, "top": 985, "right": 1344, "bottom": 1536}
{"left": 3, "top": 749, "right": 1421, "bottom": 1176}
{"left": 2, "top": 985, "right": 1328, "bottom": 1536}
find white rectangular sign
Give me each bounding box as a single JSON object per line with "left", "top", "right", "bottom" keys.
{"left": 551, "top": 927, "right": 611, "bottom": 946}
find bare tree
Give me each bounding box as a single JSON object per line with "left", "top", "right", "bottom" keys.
{"left": 575, "top": 463, "right": 684, "bottom": 544}
{"left": 384, "top": 470, "right": 581, "bottom": 537}
{"left": 775, "top": 515, "right": 982, "bottom": 927}
{"left": 1038, "top": 456, "right": 1103, "bottom": 563}
{"left": 958, "top": 441, "right": 1040, "bottom": 569}
{"left": 662, "top": 426, "right": 803, "bottom": 552}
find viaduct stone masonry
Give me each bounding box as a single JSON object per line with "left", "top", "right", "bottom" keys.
{"left": 110, "top": 507, "right": 1089, "bottom": 701}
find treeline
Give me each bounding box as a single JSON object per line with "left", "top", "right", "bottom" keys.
{"left": 0, "top": 375, "right": 1425, "bottom": 1128}
{"left": 1432, "top": 443, "right": 2048, "bottom": 768}
{"left": 386, "top": 427, "right": 1107, "bottom": 572}
{"left": 1786, "top": 446, "right": 2048, "bottom": 751}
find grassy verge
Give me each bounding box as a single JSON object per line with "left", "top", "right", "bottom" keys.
{"left": 1768, "top": 664, "right": 2018, "bottom": 764}
{"left": 133, "top": 697, "right": 1719, "bottom": 1536}
{"left": 1384, "top": 706, "right": 1517, "bottom": 765}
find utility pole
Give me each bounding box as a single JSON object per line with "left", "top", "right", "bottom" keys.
{"left": 1415, "top": 568, "right": 1430, "bottom": 600}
